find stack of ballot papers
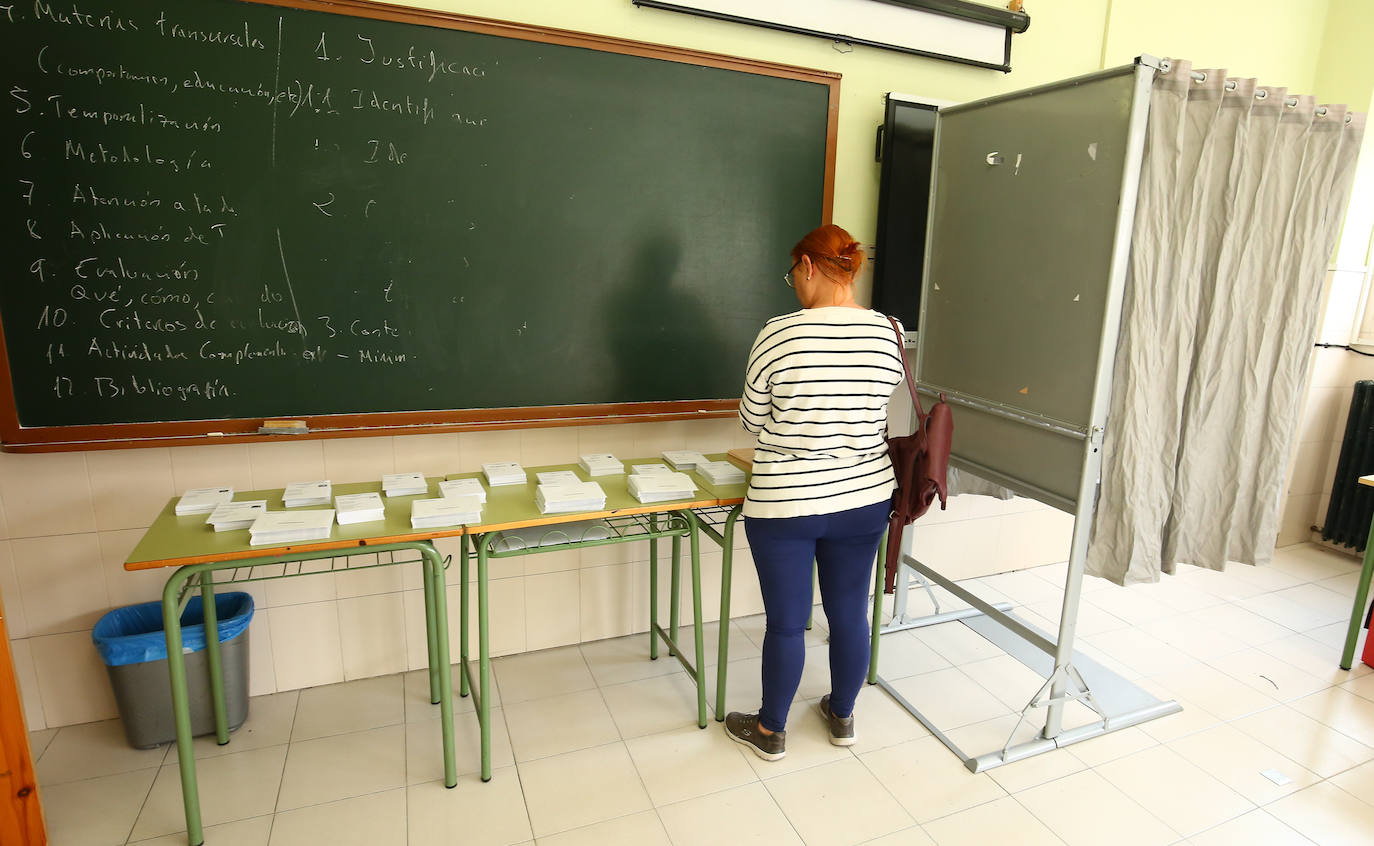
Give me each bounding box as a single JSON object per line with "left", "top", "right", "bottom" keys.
{"left": 662, "top": 450, "right": 709, "bottom": 471}
{"left": 579, "top": 454, "right": 624, "bottom": 476}
{"left": 627, "top": 472, "right": 697, "bottom": 503}
{"left": 698, "top": 460, "right": 746, "bottom": 486}
{"left": 411, "top": 496, "right": 482, "bottom": 528}
{"left": 630, "top": 463, "right": 673, "bottom": 475}
{"left": 205, "top": 500, "right": 266, "bottom": 531}
{"left": 439, "top": 477, "right": 486, "bottom": 502}
{"left": 483, "top": 462, "right": 526, "bottom": 486}
{"left": 176, "top": 487, "right": 233, "bottom": 516}
{"left": 283, "top": 480, "right": 332, "bottom": 508}
{"left": 536, "top": 470, "right": 583, "bottom": 485}
{"left": 249, "top": 510, "right": 335, "bottom": 546}
{"left": 535, "top": 481, "right": 606, "bottom": 514}
{"left": 335, "top": 492, "right": 385, "bottom": 525}
{"left": 382, "top": 472, "right": 427, "bottom": 497}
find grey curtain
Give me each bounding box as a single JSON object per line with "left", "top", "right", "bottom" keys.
{"left": 1087, "top": 59, "right": 1365, "bottom": 585}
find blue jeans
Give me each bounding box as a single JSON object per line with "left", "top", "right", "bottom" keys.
{"left": 744, "top": 499, "right": 889, "bottom": 732}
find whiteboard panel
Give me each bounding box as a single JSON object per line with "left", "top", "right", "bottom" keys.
{"left": 654, "top": 0, "right": 1008, "bottom": 67}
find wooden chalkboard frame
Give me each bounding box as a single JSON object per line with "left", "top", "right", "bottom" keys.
{"left": 0, "top": 0, "right": 839, "bottom": 452}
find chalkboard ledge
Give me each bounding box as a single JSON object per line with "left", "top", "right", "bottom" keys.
{"left": 0, "top": 400, "right": 738, "bottom": 453}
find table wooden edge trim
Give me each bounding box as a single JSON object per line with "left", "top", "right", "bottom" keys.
{"left": 125, "top": 496, "right": 747, "bottom": 569}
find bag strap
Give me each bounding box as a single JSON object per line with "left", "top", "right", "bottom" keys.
{"left": 887, "top": 315, "right": 926, "bottom": 420}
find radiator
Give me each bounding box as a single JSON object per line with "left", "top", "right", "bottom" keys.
{"left": 1323, "top": 380, "right": 1374, "bottom": 551}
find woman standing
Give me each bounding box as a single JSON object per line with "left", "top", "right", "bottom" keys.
{"left": 726, "top": 224, "right": 905, "bottom": 760}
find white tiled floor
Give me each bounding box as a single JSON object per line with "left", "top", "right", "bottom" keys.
{"left": 30, "top": 542, "right": 1374, "bottom": 845}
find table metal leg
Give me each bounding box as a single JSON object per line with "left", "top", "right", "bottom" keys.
{"left": 422, "top": 543, "right": 458, "bottom": 787}
{"left": 687, "top": 513, "right": 707, "bottom": 728}
{"left": 714, "top": 507, "right": 741, "bottom": 721}
{"left": 649, "top": 526, "right": 660, "bottom": 661}
{"left": 198, "top": 575, "right": 230, "bottom": 746}
{"left": 162, "top": 568, "right": 204, "bottom": 846}
{"left": 669, "top": 535, "right": 681, "bottom": 656}
{"left": 478, "top": 541, "right": 493, "bottom": 782}
{"left": 868, "top": 531, "right": 888, "bottom": 685}
{"left": 423, "top": 553, "right": 441, "bottom": 705}
{"left": 459, "top": 538, "right": 471, "bottom": 697}
{"left": 1341, "top": 519, "right": 1374, "bottom": 670}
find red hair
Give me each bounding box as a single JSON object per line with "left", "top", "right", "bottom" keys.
{"left": 791, "top": 224, "right": 865, "bottom": 282}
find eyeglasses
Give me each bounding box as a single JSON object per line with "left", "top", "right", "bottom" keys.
{"left": 784, "top": 261, "right": 800, "bottom": 288}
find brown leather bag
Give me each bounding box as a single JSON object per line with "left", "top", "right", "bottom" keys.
{"left": 883, "top": 316, "right": 952, "bottom": 593}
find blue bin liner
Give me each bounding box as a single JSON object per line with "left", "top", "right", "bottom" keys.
{"left": 92, "top": 592, "right": 254, "bottom": 667}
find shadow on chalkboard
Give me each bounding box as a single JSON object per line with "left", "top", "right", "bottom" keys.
{"left": 605, "top": 231, "right": 729, "bottom": 402}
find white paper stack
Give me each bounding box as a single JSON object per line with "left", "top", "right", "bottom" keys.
{"left": 535, "top": 481, "right": 606, "bottom": 514}
{"left": 536, "top": 470, "right": 583, "bottom": 485}
{"left": 698, "top": 460, "right": 746, "bottom": 486}
{"left": 439, "top": 477, "right": 487, "bottom": 503}
{"left": 335, "top": 492, "right": 385, "bottom": 525}
{"left": 205, "top": 500, "right": 266, "bottom": 531}
{"left": 579, "top": 453, "right": 624, "bottom": 476}
{"left": 662, "top": 450, "right": 709, "bottom": 471}
{"left": 283, "top": 480, "right": 332, "bottom": 508}
{"left": 630, "top": 463, "right": 673, "bottom": 475}
{"left": 483, "top": 462, "right": 527, "bottom": 487}
{"left": 249, "top": 510, "right": 335, "bottom": 546}
{"left": 176, "top": 487, "right": 233, "bottom": 516}
{"left": 627, "top": 472, "right": 697, "bottom": 503}
{"left": 382, "top": 472, "right": 428, "bottom": 497}
{"left": 411, "top": 496, "right": 482, "bottom": 528}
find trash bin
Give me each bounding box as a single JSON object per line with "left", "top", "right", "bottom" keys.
{"left": 92, "top": 592, "right": 254, "bottom": 749}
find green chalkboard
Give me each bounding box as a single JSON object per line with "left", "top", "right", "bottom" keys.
{"left": 0, "top": 0, "right": 836, "bottom": 447}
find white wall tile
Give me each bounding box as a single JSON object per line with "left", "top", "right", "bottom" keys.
{"left": 907, "top": 519, "right": 1002, "bottom": 583}
{"left": 339, "top": 593, "right": 408, "bottom": 679}
{"left": 9, "top": 638, "right": 44, "bottom": 730}
{"left": 168, "top": 443, "right": 254, "bottom": 492}
{"left": 85, "top": 448, "right": 175, "bottom": 532}
{"left": 580, "top": 563, "right": 642, "bottom": 642}
{"left": 1278, "top": 494, "right": 1320, "bottom": 548}
{"left": 457, "top": 429, "right": 521, "bottom": 472}
{"left": 13, "top": 533, "right": 109, "bottom": 636}
{"left": 100, "top": 529, "right": 168, "bottom": 609}
{"left": 577, "top": 424, "right": 637, "bottom": 457}
{"left": 248, "top": 440, "right": 326, "bottom": 490}
{"left": 994, "top": 510, "right": 1075, "bottom": 571}
{"left": 31, "top": 630, "right": 118, "bottom": 726}
{"left": 334, "top": 557, "right": 406, "bottom": 599}
{"left": 246, "top": 613, "right": 277, "bottom": 696}
{"left": 1287, "top": 440, "right": 1331, "bottom": 498}
{"left": 681, "top": 418, "right": 735, "bottom": 454}
{"left": 401, "top": 589, "right": 430, "bottom": 672}
{"left": 264, "top": 563, "right": 336, "bottom": 607}
{"left": 454, "top": 580, "right": 525, "bottom": 659}
{"left": 392, "top": 433, "right": 461, "bottom": 476}
{"left": 524, "top": 548, "right": 579, "bottom": 576}
{"left": 0, "top": 452, "right": 95, "bottom": 538}
{"left": 323, "top": 436, "right": 396, "bottom": 484}
{"left": 633, "top": 421, "right": 688, "bottom": 456}
{"left": 1297, "top": 387, "right": 1344, "bottom": 444}
{"left": 520, "top": 427, "right": 581, "bottom": 467}
{"left": 268, "top": 602, "right": 344, "bottom": 690}
{"left": 525, "top": 571, "right": 580, "bottom": 651}
{"left": 725, "top": 548, "right": 765, "bottom": 618}
{"left": 0, "top": 540, "right": 27, "bottom": 639}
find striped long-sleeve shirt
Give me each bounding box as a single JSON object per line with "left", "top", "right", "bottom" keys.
{"left": 739, "top": 307, "right": 905, "bottom": 519}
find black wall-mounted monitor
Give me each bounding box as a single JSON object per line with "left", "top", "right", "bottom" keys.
{"left": 873, "top": 96, "right": 940, "bottom": 332}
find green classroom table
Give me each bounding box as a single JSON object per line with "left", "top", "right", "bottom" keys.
{"left": 125, "top": 478, "right": 466, "bottom": 846}
{"left": 122, "top": 458, "right": 760, "bottom": 844}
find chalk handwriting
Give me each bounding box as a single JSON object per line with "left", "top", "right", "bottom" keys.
{"left": 155, "top": 13, "right": 265, "bottom": 50}
{"left": 33, "top": 2, "right": 138, "bottom": 32}
{"left": 65, "top": 141, "right": 214, "bottom": 172}
{"left": 48, "top": 95, "right": 224, "bottom": 132}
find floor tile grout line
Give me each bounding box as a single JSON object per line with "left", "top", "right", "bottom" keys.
{"left": 120, "top": 761, "right": 163, "bottom": 846}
